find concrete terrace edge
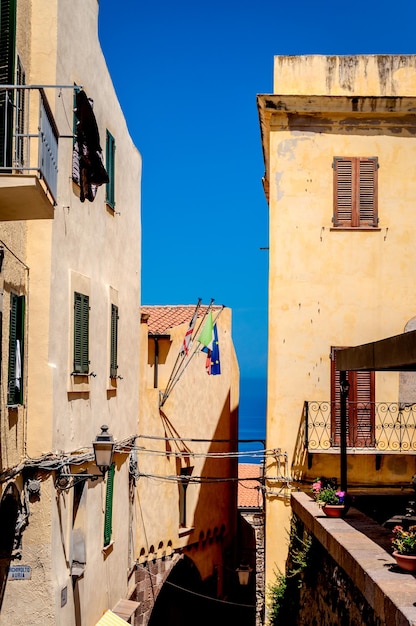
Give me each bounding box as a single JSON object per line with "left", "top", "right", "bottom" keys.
{"left": 291, "top": 491, "right": 416, "bottom": 625}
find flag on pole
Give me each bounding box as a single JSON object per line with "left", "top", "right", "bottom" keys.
{"left": 180, "top": 307, "right": 199, "bottom": 356}
{"left": 198, "top": 313, "right": 221, "bottom": 375}
{"left": 209, "top": 324, "right": 221, "bottom": 375}
{"left": 197, "top": 311, "right": 214, "bottom": 350}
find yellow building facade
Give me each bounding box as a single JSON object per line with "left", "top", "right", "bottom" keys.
{"left": 258, "top": 55, "right": 416, "bottom": 581}
{"left": 135, "top": 305, "right": 240, "bottom": 624}
{"left": 0, "top": 0, "right": 141, "bottom": 624}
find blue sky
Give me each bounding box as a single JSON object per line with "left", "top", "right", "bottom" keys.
{"left": 98, "top": 0, "right": 416, "bottom": 386}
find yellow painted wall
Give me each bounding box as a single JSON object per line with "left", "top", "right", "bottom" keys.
{"left": 138, "top": 308, "right": 239, "bottom": 582}
{"left": 263, "top": 55, "right": 416, "bottom": 581}
{"left": 0, "top": 0, "right": 142, "bottom": 624}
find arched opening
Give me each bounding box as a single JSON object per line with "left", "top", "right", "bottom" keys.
{"left": 148, "top": 555, "right": 254, "bottom": 626}
{"left": 0, "top": 483, "right": 20, "bottom": 609}
{"left": 148, "top": 556, "right": 203, "bottom": 626}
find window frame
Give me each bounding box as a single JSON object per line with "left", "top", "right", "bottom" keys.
{"left": 73, "top": 291, "right": 89, "bottom": 375}
{"left": 105, "top": 129, "right": 115, "bottom": 209}
{"left": 103, "top": 463, "right": 115, "bottom": 547}
{"left": 330, "top": 347, "right": 375, "bottom": 448}
{"left": 110, "top": 303, "right": 119, "bottom": 379}
{"left": 7, "top": 293, "right": 24, "bottom": 406}
{"left": 332, "top": 157, "right": 379, "bottom": 228}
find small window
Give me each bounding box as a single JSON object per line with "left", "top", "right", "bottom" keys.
{"left": 73, "top": 292, "right": 89, "bottom": 374}
{"left": 105, "top": 130, "right": 115, "bottom": 208}
{"left": 8, "top": 294, "right": 25, "bottom": 405}
{"left": 333, "top": 157, "right": 378, "bottom": 228}
{"left": 110, "top": 304, "right": 118, "bottom": 378}
{"left": 104, "top": 463, "right": 115, "bottom": 546}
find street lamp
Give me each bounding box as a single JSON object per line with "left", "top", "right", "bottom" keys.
{"left": 236, "top": 563, "right": 252, "bottom": 586}
{"left": 55, "top": 425, "right": 115, "bottom": 490}
{"left": 92, "top": 425, "right": 115, "bottom": 474}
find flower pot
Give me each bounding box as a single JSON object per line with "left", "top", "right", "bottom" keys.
{"left": 392, "top": 551, "right": 416, "bottom": 572}
{"left": 322, "top": 504, "right": 348, "bottom": 518}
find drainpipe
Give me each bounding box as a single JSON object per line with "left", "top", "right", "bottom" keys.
{"left": 153, "top": 337, "right": 159, "bottom": 389}
{"left": 339, "top": 371, "right": 350, "bottom": 492}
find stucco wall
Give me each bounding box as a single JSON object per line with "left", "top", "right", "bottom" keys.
{"left": 263, "top": 55, "right": 416, "bottom": 579}
{"left": 274, "top": 54, "right": 416, "bottom": 96}
{"left": 0, "top": 0, "right": 142, "bottom": 624}
{"left": 137, "top": 307, "right": 239, "bottom": 592}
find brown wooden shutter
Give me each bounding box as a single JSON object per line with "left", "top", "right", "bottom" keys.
{"left": 333, "top": 158, "right": 353, "bottom": 226}
{"left": 358, "top": 158, "right": 378, "bottom": 227}
{"left": 330, "top": 347, "right": 375, "bottom": 448}
{"left": 333, "top": 157, "right": 378, "bottom": 227}
{"left": 349, "top": 369, "right": 375, "bottom": 447}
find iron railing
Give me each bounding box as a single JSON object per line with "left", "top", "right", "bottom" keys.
{"left": 0, "top": 86, "right": 58, "bottom": 202}
{"left": 304, "top": 401, "right": 416, "bottom": 452}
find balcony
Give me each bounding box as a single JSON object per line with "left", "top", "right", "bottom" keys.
{"left": 0, "top": 86, "right": 58, "bottom": 221}
{"left": 304, "top": 401, "right": 416, "bottom": 452}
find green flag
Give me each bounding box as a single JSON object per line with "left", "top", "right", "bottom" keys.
{"left": 198, "top": 311, "right": 214, "bottom": 349}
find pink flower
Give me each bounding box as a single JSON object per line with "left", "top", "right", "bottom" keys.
{"left": 312, "top": 481, "right": 322, "bottom": 492}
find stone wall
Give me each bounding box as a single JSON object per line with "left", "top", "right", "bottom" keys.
{"left": 285, "top": 492, "right": 416, "bottom": 626}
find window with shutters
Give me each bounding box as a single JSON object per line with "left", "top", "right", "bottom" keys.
{"left": 15, "top": 57, "right": 26, "bottom": 168}
{"left": 333, "top": 157, "right": 379, "bottom": 228}
{"left": 103, "top": 463, "right": 115, "bottom": 546}
{"left": 0, "top": 0, "right": 17, "bottom": 168}
{"left": 110, "top": 304, "right": 118, "bottom": 378}
{"left": 330, "top": 347, "right": 375, "bottom": 448}
{"left": 105, "top": 130, "right": 115, "bottom": 209}
{"left": 7, "top": 293, "right": 24, "bottom": 406}
{"left": 73, "top": 292, "right": 89, "bottom": 374}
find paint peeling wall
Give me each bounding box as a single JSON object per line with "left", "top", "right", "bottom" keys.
{"left": 274, "top": 54, "right": 416, "bottom": 96}
{"left": 263, "top": 55, "right": 416, "bottom": 579}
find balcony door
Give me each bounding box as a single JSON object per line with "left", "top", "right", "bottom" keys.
{"left": 331, "top": 347, "right": 375, "bottom": 447}
{"left": 0, "top": 0, "right": 17, "bottom": 168}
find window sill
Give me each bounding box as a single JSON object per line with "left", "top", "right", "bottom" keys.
{"left": 330, "top": 227, "right": 381, "bottom": 232}
{"left": 178, "top": 527, "right": 194, "bottom": 538}
{"left": 69, "top": 373, "right": 90, "bottom": 394}
{"left": 102, "top": 540, "right": 114, "bottom": 557}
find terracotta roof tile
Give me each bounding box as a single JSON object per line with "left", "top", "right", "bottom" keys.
{"left": 141, "top": 305, "right": 222, "bottom": 335}
{"left": 238, "top": 464, "right": 263, "bottom": 509}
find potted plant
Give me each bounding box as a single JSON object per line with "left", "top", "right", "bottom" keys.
{"left": 311, "top": 478, "right": 349, "bottom": 517}
{"left": 391, "top": 525, "right": 416, "bottom": 572}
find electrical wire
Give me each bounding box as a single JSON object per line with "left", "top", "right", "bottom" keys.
{"left": 136, "top": 564, "right": 255, "bottom": 609}
{"left": 164, "top": 580, "right": 255, "bottom": 609}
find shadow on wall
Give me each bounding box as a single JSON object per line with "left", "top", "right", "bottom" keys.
{"left": 292, "top": 403, "right": 308, "bottom": 481}
{"left": 0, "top": 483, "right": 20, "bottom": 609}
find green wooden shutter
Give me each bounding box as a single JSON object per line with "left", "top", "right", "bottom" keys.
{"left": 0, "top": 0, "right": 17, "bottom": 168}
{"left": 110, "top": 304, "right": 118, "bottom": 378}
{"left": 103, "top": 463, "right": 115, "bottom": 546}
{"left": 73, "top": 292, "right": 89, "bottom": 374}
{"left": 8, "top": 294, "right": 24, "bottom": 405}
{"left": 105, "top": 130, "right": 115, "bottom": 208}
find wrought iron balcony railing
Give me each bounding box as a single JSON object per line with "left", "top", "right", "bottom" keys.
{"left": 0, "top": 85, "right": 58, "bottom": 202}
{"left": 304, "top": 401, "right": 416, "bottom": 452}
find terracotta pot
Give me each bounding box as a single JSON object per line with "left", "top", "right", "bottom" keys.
{"left": 393, "top": 551, "right": 416, "bottom": 572}
{"left": 321, "top": 504, "right": 348, "bottom": 518}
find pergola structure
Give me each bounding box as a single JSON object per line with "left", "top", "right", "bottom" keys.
{"left": 336, "top": 330, "right": 416, "bottom": 490}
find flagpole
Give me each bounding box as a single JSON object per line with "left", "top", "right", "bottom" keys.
{"left": 160, "top": 299, "right": 216, "bottom": 407}
{"left": 159, "top": 298, "right": 205, "bottom": 407}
